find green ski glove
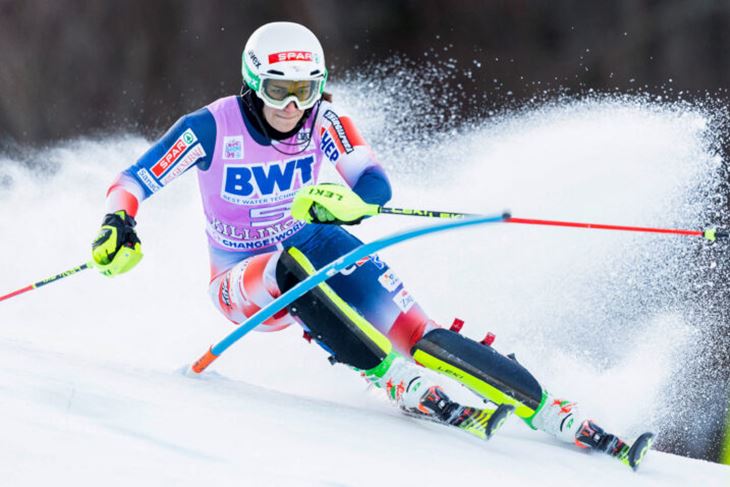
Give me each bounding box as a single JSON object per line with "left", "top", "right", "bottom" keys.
{"left": 291, "top": 183, "right": 380, "bottom": 225}
{"left": 91, "top": 210, "right": 143, "bottom": 277}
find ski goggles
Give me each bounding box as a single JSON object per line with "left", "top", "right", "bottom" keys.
{"left": 257, "top": 77, "right": 324, "bottom": 110}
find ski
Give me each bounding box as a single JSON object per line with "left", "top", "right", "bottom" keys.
{"left": 614, "top": 432, "right": 655, "bottom": 471}
{"left": 457, "top": 403, "right": 515, "bottom": 440}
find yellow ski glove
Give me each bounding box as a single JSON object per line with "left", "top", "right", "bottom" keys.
{"left": 291, "top": 184, "right": 379, "bottom": 225}
{"left": 91, "top": 210, "right": 143, "bottom": 277}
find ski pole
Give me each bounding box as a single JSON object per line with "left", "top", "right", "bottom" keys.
{"left": 0, "top": 262, "right": 93, "bottom": 303}
{"left": 190, "top": 212, "right": 509, "bottom": 374}
{"left": 376, "top": 207, "right": 727, "bottom": 241}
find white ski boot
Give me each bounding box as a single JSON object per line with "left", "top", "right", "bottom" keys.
{"left": 365, "top": 354, "right": 513, "bottom": 440}
{"left": 529, "top": 393, "right": 655, "bottom": 470}
{"left": 529, "top": 394, "right": 586, "bottom": 444}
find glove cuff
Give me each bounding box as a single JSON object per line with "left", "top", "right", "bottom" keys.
{"left": 103, "top": 210, "right": 137, "bottom": 228}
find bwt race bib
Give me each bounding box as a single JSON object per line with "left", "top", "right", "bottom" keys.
{"left": 221, "top": 155, "right": 316, "bottom": 205}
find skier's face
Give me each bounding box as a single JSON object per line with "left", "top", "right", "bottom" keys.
{"left": 262, "top": 101, "right": 304, "bottom": 133}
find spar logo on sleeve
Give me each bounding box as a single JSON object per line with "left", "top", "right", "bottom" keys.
{"left": 160, "top": 143, "right": 206, "bottom": 185}
{"left": 151, "top": 128, "right": 198, "bottom": 178}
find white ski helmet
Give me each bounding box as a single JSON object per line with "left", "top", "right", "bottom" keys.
{"left": 242, "top": 22, "right": 328, "bottom": 110}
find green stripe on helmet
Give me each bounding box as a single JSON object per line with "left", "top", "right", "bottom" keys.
{"left": 319, "top": 69, "right": 328, "bottom": 94}
{"left": 241, "top": 54, "right": 261, "bottom": 92}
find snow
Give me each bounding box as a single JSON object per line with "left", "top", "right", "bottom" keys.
{"left": 2, "top": 98, "right": 730, "bottom": 486}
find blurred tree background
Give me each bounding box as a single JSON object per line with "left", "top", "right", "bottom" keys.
{"left": 2, "top": 0, "right": 729, "bottom": 146}
{"left": 1, "top": 0, "right": 729, "bottom": 464}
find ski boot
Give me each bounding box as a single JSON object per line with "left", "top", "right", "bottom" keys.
{"left": 530, "top": 395, "right": 654, "bottom": 470}
{"left": 575, "top": 420, "right": 655, "bottom": 471}
{"left": 376, "top": 355, "right": 514, "bottom": 440}
{"left": 401, "top": 384, "right": 515, "bottom": 440}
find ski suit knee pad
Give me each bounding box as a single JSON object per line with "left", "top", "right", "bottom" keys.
{"left": 275, "top": 246, "right": 392, "bottom": 370}
{"left": 411, "top": 328, "right": 543, "bottom": 418}
{"left": 208, "top": 252, "right": 294, "bottom": 332}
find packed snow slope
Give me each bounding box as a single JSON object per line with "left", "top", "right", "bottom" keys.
{"left": 2, "top": 93, "right": 730, "bottom": 486}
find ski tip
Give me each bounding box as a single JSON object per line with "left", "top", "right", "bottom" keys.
{"left": 626, "top": 432, "right": 655, "bottom": 471}
{"left": 485, "top": 403, "right": 515, "bottom": 440}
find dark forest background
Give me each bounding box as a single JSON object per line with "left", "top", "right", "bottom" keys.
{"left": 1, "top": 0, "right": 729, "bottom": 464}
{"left": 2, "top": 0, "right": 730, "bottom": 146}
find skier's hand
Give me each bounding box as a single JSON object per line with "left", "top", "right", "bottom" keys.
{"left": 91, "top": 210, "right": 143, "bottom": 277}
{"left": 311, "top": 203, "right": 337, "bottom": 223}
{"left": 292, "top": 183, "right": 379, "bottom": 225}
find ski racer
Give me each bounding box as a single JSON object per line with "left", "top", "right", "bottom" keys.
{"left": 90, "top": 21, "right": 652, "bottom": 468}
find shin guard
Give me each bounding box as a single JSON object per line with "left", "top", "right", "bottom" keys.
{"left": 276, "top": 247, "right": 392, "bottom": 370}
{"left": 411, "top": 328, "right": 543, "bottom": 418}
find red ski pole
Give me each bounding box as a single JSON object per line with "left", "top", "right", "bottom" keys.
{"left": 376, "top": 207, "right": 727, "bottom": 241}
{"left": 505, "top": 217, "right": 716, "bottom": 238}
{"left": 0, "top": 262, "right": 93, "bottom": 303}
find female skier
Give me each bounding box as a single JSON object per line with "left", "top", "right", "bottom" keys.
{"left": 90, "top": 21, "right": 652, "bottom": 468}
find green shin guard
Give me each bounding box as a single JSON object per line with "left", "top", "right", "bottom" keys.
{"left": 411, "top": 328, "right": 544, "bottom": 419}
{"left": 276, "top": 247, "right": 392, "bottom": 370}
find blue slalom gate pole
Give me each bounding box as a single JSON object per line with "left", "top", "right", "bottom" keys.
{"left": 191, "top": 211, "right": 509, "bottom": 373}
